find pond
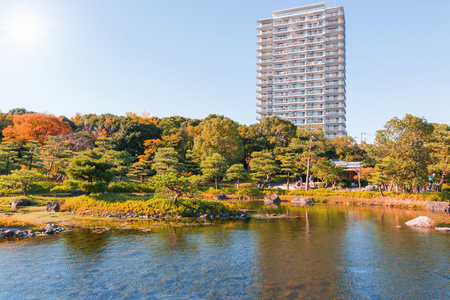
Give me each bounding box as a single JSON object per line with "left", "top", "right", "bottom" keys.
{"left": 1, "top": 203, "right": 449, "bottom": 299}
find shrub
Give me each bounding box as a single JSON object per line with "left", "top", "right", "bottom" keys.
{"left": 339, "top": 179, "right": 352, "bottom": 188}
{"left": 107, "top": 182, "right": 154, "bottom": 193}
{"left": 236, "top": 187, "right": 263, "bottom": 198}
{"left": 28, "top": 181, "right": 57, "bottom": 194}
{"left": 50, "top": 184, "right": 73, "bottom": 193}
{"left": 238, "top": 182, "right": 255, "bottom": 189}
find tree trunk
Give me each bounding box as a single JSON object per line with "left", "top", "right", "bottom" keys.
{"left": 378, "top": 185, "right": 384, "bottom": 197}
{"left": 358, "top": 169, "right": 361, "bottom": 189}
{"left": 438, "top": 172, "right": 447, "bottom": 192}
{"left": 237, "top": 179, "right": 240, "bottom": 190}
{"left": 23, "top": 183, "right": 28, "bottom": 196}
{"left": 140, "top": 176, "right": 144, "bottom": 183}
{"left": 47, "top": 162, "right": 53, "bottom": 176}
{"left": 287, "top": 172, "right": 290, "bottom": 190}
{"left": 119, "top": 173, "right": 122, "bottom": 182}
{"left": 215, "top": 176, "right": 218, "bottom": 189}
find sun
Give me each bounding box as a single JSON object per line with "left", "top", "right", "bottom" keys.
{"left": 0, "top": 6, "right": 48, "bottom": 49}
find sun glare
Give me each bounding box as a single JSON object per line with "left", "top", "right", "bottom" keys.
{"left": 1, "top": 6, "right": 49, "bottom": 49}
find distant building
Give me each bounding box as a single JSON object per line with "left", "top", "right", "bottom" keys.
{"left": 330, "top": 159, "right": 361, "bottom": 180}
{"left": 256, "top": 3, "right": 347, "bottom": 138}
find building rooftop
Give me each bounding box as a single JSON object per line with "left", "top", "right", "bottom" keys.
{"left": 273, "top": 3, "right": 325, "bottom": 17}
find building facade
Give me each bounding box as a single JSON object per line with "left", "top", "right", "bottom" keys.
{"left": 256, "top": 3, "right": 346, "bottom": 138}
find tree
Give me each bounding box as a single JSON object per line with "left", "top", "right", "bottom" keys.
{"left": 2, "top": 113, "right": 72, "bottom": 147}
{"left": 0, "top": 112, "right": 13, "bottom": 141}
{"left": 0, "top": 169, "right": 46, "bottom": 196}
{"left": 428, "top": 123, "right": 450, "bottom": 191}
{"left": 152, "top": 173, "right": 189, "bottom": 203}
{"left": 112, "top": 119, "right": 162, "bottom": 156}
{"left": 325, "top": 135, "right": 364, "bottom": 162}
{"left": 38, "top": 136, "right": 74, "bottom": 179}
{"left": 249, "top": 150, "right": 279, "bottom": 187}
{"left": 129, "top": 160, "right": 154, "bottom": 183}
{"left": 20, "top": 140, "right": 43, "bottom": 171}
{"left": 125, "top": 112, "right": 159, "bottom": 125}
{"left": 374, "top": 115, "right": 434, "bottom": 193}
{"left": 71, "top": 113, "right": 122, "bottom": 138}
{"left": 312, "top": 160, "right": 345, "bottom": 188}
{"left": 105, "top": 150, "right": 135, "bottom": 182}
{"left": 371, "top": 159, "right": 391, "bottom": 197}
{"left": 181, "top": 150, "right": 201, "bottom": 175}
{"left": 275, "top": 147, "right": 299, "bottom": 190}
{"left": 193, "top": 115, "right": 244, "bottom": 165}
{"left": 254, "top": 116, "right": 297, "bottom": 148}
{"left": 0, "top": 142, "right": 20, "bottom": 175}
{"left": 200, "top": 153, "right": 227, "bottom": 189}
{"left": 152, "top": 147, "right": 181, "bottom": 175}
{"left": 225, "top": 164, "right": 248, "bottom": 189}
{"left": 289, "top": 127, "right": 327, "bottom": 191}
{"left": 66, "top": 150, "right": 114, "bottom": 194}
{"left": 95, "top": 137, "right": 135, "bottom": 182}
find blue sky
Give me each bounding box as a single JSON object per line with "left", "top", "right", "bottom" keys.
{"left": 0, "top": 0, "right": 449, "bottom": 143}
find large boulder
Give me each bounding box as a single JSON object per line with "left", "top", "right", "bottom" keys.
{"left": 46, "top": 202, "right": 60, "bottom": 212}
{"left": 405, "top": 216, "right": 434, "bottom": 228}
{"left": 11, "top": 199, "right": 31, "bottom": 210}
{"left": 264, "top": 194, "right": 281, "bottom": 205}
{"left": 365, "top": 185, "right": 375, "bottom": 191}
{"left": 70, "top": 190, "right": 88, "bottom": 197}
{"left": 427, "top": 201, "right": 450, "bottom": 214}
{"left": 214, "top": 193, "right": 229, "bottom": 200}
{"left": 291, "top": 197, "right": 315, "bottom": 206}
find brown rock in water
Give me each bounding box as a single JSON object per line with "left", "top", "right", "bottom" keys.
{"left": 11, "top": 199, "right": 31, "bottom": 210}
{"left": 264, "top": 194, "right": 281, "bottom": 205}
{"left": 214, "top": 193, "right": 229, "bottom": 200}
{"left": 46, "top": 202, "right": 60, "bottom": 212}
{"left": 291, "top": 197, "right": 315, "bottom": 206}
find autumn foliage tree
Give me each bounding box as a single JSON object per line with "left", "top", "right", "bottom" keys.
{"left": 2, "top": 113, "right": 72, "bottom": 147}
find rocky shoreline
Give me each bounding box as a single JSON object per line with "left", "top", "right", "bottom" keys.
{"left": 72, "top": 210, "right": 252, "bottom": 220}
{"left": 0, "top": 223, "right": 66, "bottom": 241}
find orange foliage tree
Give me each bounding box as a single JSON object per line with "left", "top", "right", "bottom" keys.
{"left": 2, "top": 113, "right": 72, "bottom": 147}
{"left": 126, "top": 112, "right": 160, "bottom": 125}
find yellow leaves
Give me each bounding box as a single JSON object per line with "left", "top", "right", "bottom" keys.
{"left": 126, "top": 112, "right": 160, "bottom": 125}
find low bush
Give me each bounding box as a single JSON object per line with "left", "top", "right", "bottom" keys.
{"left": 107, "top": 182, "right": 154, "bottom": 193}
{"left": 28, "top": 181, "right": 57, "bottom": 194}
{"left": 0, "top": 215, "right": 38, "bottom": 229}
{"left": 50, "top": 184, "right": 73, "bottom": 193}
{"left": 236, "top": 187, "right": 264, "bottom": 198}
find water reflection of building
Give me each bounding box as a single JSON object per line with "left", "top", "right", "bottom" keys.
{"left": 248, "top": 207, "right": 350, "bottom": 298}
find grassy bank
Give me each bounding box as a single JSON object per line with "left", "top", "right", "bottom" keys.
{"left": 62, "top": 194, "right": 237, "bottom": 217}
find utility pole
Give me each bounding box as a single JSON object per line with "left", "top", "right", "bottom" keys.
{"left": 305, "top": 135, "right": 315, "bottom": 192}
{"left": 361, "top": 132, "right": 367, "bottom": 144}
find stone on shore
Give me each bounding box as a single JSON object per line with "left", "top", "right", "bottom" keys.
{"left": 405, "top": 216, "right": 434, "bottom": 228}
{"left": 435, "top": 227, "right": 450, "bottom": 232}
{"left": 264, "top": 194, "right": 281, "bottom": 205}
{"left": 427, "top": 201, "right": 450, "bottom": 214}
{"left": 70, "top": 190, "right": 88, "bottom": 197}
{"left": 291, "top": 197, "right": 315, "bottom": 206}
{"left": 214, "top": 193, "right": 229, "bottom": 200}
{"left": 11, "top": 199, "right": 31, "bottom": 210}
{"left": 46, "top": 202, "right": 61, "bottom": 212}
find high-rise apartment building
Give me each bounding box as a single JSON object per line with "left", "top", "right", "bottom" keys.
{"left": 256, "top": 3, "right": 346, "bottom": 138}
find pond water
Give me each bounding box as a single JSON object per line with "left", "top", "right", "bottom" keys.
{"left": 1, "top": 203, "right": 449, "bottom": 299}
